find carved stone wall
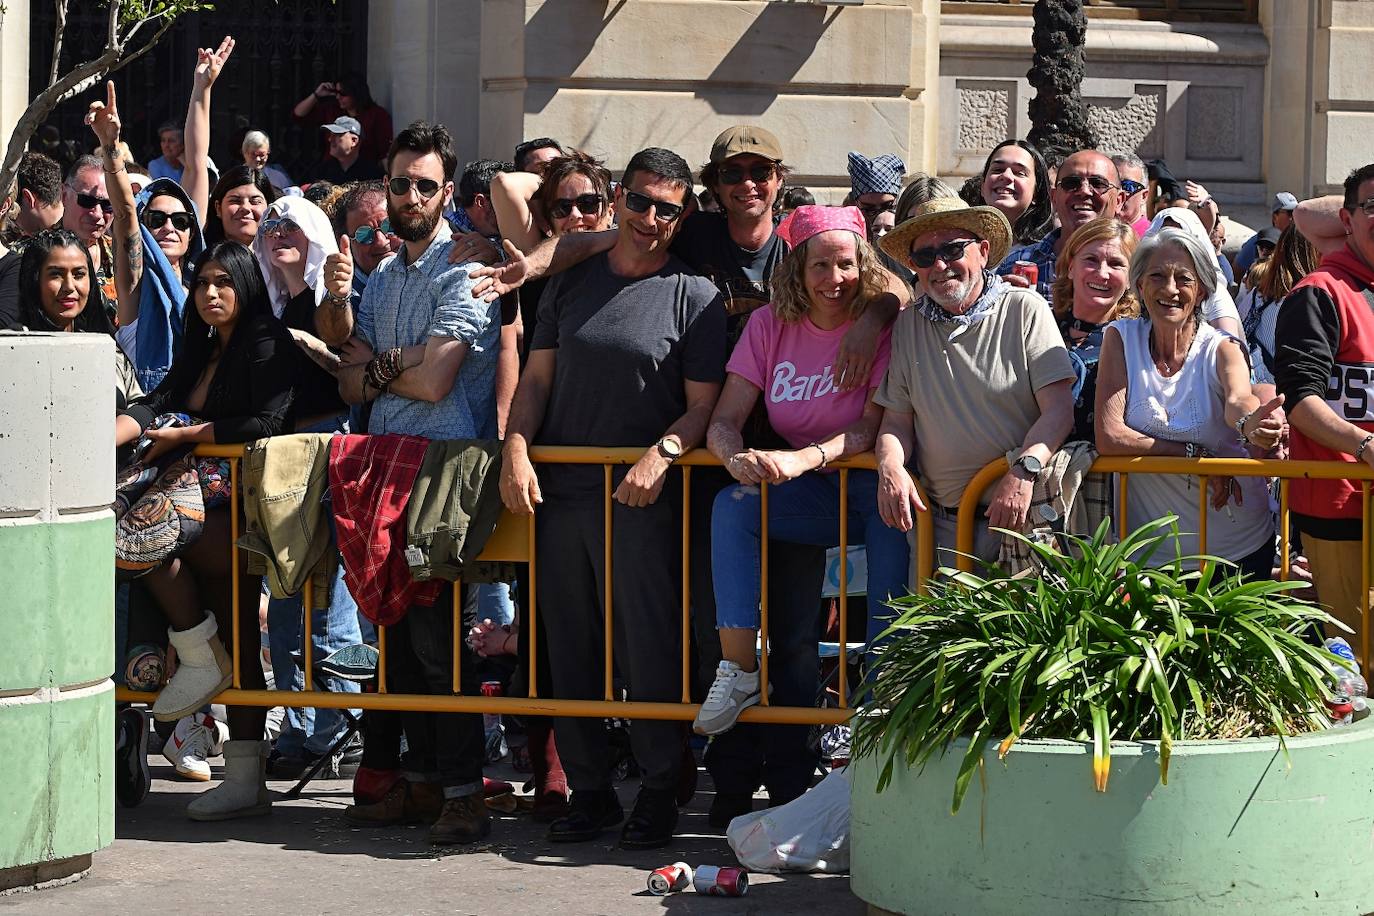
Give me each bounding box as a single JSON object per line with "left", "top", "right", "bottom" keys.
{"left": 939, "top": 14, "right": 1268, "bottom": 208}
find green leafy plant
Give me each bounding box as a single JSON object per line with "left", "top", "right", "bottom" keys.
{"left": 852, "top": 517, "right": 1339, "bottom": 813}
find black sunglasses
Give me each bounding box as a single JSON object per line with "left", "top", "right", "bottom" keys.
{"left": 718, "top": 164, "right": 775, "bottom": 185}
{"left": 351, "top": 219, "right": 392, "bottom": 244}
{"left": 910, "top": 238, "right": 977, "bottom": 269}
{"left": 621, "top": 189, "right": 684, "bottom": 223}
{"left": 142, "top": 210, "right": 194, "bottom": 232}
{"left": 388, "top": 176, "right": 442, "bottom": 198}
{"left": 75, "top": 192, "right": 113, "bottom": 213}
{"left": 1056, "top": 175, "right": 1117, "bottom": 195}
{"left": 1120, "top": 178, "right": 1146, "bottom": 197}
{"left": 549, "top": 194, "right": 605, "bottom": 220}
{"left": 858, "top": 200, "right": 896, "bottom": 215}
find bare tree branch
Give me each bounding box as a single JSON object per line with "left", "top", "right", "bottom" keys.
{"left": 48, "top": 0, "right": 68, "bottom": 88}
{"left": 106, "top": 0, "right": 121, "bottom": 50}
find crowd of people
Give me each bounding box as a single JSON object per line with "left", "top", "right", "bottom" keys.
{"left": 5, "top": 31, "right": 1374, "bottom": 855}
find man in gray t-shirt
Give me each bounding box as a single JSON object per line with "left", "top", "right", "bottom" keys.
{"left": 500, "top": 148, "right": 726, "bottom": 851}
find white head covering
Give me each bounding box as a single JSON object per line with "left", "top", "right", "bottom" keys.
{"left": 1143, "top": 206, "right": 1239, "bottom": 326}
{"left": 251, "top": 195, "right": 338, "bottom": 316}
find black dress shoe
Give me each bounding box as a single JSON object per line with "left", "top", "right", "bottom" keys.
{"left": 547, "top": 789, "right": 623, "bottom": 843}
{"left": 620, "top": 787, "right": 679, "bottom": 850}
{"left": 708, "top": 790, "right": 755, "bottom": 828}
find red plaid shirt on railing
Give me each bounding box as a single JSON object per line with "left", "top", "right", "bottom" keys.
{"left": 329, "top": 433, "right": 443, "bottom": 625}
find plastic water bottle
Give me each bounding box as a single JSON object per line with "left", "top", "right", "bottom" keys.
{"left": 1324, "top": 638, "right": 1368, "bottom": 724}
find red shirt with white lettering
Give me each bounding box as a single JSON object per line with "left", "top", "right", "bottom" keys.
{"left": 727, "top": 304, "right": 891, "bottom": 450}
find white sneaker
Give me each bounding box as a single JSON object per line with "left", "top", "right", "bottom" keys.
{"left": 693, "top": 661, "right": 764, "bottom": 736}
{"left": 163, "top": 712, "right": 229, "bottom": 782}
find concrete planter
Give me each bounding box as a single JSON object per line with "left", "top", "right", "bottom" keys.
{"left": 851, "top": 716, "right": 1374, "bottom": 915}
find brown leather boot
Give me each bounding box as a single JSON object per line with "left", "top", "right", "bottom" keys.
{"left": 344, "top": 778, "right": 443, "bottom": 826}
{"left": 429, "top": 794, "right": 492, "bottom": 845}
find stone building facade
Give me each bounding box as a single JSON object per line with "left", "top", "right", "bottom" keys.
{"left": 2, "top": 0, "right": 1371, "bottom": 222}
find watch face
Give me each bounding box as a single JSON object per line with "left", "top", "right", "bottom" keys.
{"left": 659, "top": 438, "right": 681, "bottom": 458}
{"left": 1020, "top": 455, "right": 1043, "bottom": 474}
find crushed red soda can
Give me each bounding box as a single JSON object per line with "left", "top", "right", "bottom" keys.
{"left": 1011, "top": 260, "right": 1039, "bottom": 288}
{"left": 693, "top": 864, "right": 749, "bottom": 897}
{"left": 646, "top": 862, "right": 693, "bottom": 896}
{"left": 480, "top": 680, "right": 503, "bottom": 697}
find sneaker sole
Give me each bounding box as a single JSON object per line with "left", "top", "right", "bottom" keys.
{"left": 692, "top": 690, "right": 763, "bottom": 736}
{"left": 170, "top": 762, "right": 213, "bottom": 782}
{"left": 152, "top": 671, "right": 233, "bottom": 723}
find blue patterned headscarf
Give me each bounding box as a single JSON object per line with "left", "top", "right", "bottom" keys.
{"left": 847, "top": 152, "right": 906, "bottom": 197}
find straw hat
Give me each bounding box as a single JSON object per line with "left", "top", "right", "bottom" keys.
{"left": 879, "top": 197, "right": 1013, "bottom": 271}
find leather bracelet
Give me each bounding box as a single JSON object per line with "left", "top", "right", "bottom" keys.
{"left": 1356, "top": 434, "right": 1374, "bottom": 463}
{"left": 321, "top": 288, "right": 350, "bottom": 309}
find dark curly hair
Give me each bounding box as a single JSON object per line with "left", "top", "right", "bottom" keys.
{"left": 967, "top": 139, "right": 1054, "bottom": 245}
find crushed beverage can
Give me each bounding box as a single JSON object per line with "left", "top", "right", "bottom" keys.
{"left": 646, "top": 862, "right": 693, "bottom": 896}
{"left": 480, "top": 680, "right": 503, "bottom": 697}
{"left": 693, "top": 864, "right": 749, "bottom": 897}
{"left": 1012, "top": 260, "right": 1039, "bottom": 288}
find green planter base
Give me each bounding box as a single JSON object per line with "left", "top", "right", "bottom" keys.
{"left": 852, "top": 716, "right": 1374, "bottom": 915}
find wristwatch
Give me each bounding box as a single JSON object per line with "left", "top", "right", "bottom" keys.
{"left": 656, "top": 437, "right": 682, "bottom": 463}
{"left": 1014, "top": 452, "right": 1043, "bottom": 477}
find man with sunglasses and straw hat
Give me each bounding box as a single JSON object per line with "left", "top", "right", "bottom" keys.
{"left": 875, "top": 197, "right": 1075, "bottom": 564}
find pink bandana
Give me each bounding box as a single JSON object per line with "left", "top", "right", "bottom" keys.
{"left": 776, "top": 205, "right": 867, "bottom": 249}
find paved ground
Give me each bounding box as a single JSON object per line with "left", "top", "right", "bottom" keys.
{"left": 2, "top": 755, "right": 861, "bottom": 916}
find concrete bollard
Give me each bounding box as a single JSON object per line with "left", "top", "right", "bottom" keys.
{"left": 0, "top": 333, "right": 115, "bottom": 892}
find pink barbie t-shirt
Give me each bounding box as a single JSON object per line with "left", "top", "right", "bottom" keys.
{"left": 726, "top": 305, "right": 892, "bottom": 450}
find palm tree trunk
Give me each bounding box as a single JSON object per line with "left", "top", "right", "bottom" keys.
{"left": 1026, "top": 0, "right": 1098, "bottom": 164}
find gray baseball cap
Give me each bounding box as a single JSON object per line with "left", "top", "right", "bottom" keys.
{"left": 323, "top": 116, "right": 362, "bottom": 138}
{"left": 1272, "top": 191, "right": 1297, "bottom": 212}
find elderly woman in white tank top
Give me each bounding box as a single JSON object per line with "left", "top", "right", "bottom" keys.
{"left": 1094, "top": 227, "right": 1284, "bottom": 579}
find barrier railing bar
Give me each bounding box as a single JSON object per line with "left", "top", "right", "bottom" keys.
{"left": 452, "top": 582, "right": 462, "bottom": 694}
{"left": 603, "top": 465, "right": 614, "bottom": 703}
{"left": 759, "top": 480, "right": 770, "bottom": 707}
{"left": 680, "top": 466, "right": 692, "bottom": 705}
{"left": 1279, "top": 479, "right": 1290, "bottom": 583}
{"left": 527, "top": 512, "right": 538, "bottom": 699}
{"left": 377, "top": 624, "right": 387, "bottom": 693}
{"left": 1118, "top": 473, "right": 1129, "bottom": 542}
{"left": 230, "top": 456, "right": 241, "bottom": 689}
{"left": 303, "top": 578, "right": 313, "bottom": 692}
{"left": 1198, "top": 474, "right": 1209, "bottom": 563}
{"left": 114, "top": 686, "right": 853, "bottom": 724}
{"left": 838, "top": 467, "right": 849, "bottom": 709}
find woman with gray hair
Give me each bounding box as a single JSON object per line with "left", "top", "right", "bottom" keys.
{"left": 1094, "top": 227, "right": 1284, "bottom": 578}
{"left": 240, "top": 130, "right": 293, "bottom": 191}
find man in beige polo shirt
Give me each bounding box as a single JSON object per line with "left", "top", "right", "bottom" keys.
{"left": 874, "top": 198, "right": 1075, "bottom": 562}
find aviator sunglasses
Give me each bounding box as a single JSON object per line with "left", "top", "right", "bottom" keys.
{"left": 351, "top": 219, "right": 393, "bottom": 244}
{"left": 1055, "top": 175, "right": 1118, "bottom": 195}
{"left": 260, "top": 217, "right": 301, "bottom": 238}
{"left": 388, "top": 176, "right": 442, "bottom": 198}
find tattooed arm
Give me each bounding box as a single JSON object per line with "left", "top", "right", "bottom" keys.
{"left": 87, "top": 81, "right": 143, "bottom": 327}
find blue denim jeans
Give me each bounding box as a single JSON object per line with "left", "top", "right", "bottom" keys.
{"left": 711, "top": 470, "right": 910, "bottom": 646}
{"left": 265, "top": 413, "right": 362, "bottom": 757}
{"left": 268, "top": 552, "right": 364, "bottom": 756}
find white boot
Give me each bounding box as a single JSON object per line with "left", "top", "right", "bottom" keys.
{"left": 152, "top": 611, "right": 233, "bottom": 723}
{"left": 187, "top": 739, "right": 271, "bottom": 821}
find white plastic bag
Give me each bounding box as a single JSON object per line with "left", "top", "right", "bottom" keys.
{"left": 726, "top": 766, "right": 850, "bottom": 873}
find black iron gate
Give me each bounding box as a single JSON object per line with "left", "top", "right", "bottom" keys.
{"left": 28, "top": 0, "right": 370, "bottom": 182}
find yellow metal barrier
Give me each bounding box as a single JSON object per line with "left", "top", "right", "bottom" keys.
{"left": 954, "top": 454, "right": 1374, "bottom": 672}
{"left": 115, "top": 443, "right": 937, "bottom": 726}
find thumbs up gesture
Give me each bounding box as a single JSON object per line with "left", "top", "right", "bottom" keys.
{"left": 1241, "top": 394, "right": 1285, "bottom": 451}
{"left": 324, "top": 235, "right": 354, "bottom": 303}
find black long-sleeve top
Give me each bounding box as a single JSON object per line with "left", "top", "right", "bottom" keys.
{"left": 124, "top": 311, "right": 296, "bottom": 442}
{"left": 281, "top": 287, "right": 348, "bottom": 419}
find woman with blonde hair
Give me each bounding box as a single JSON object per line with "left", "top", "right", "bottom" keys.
{"left": 1050, "top": 217, "right": 1139, "bottom": 442}
{"left": 693, "top": 205, "right": 909, "bottom": 736}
